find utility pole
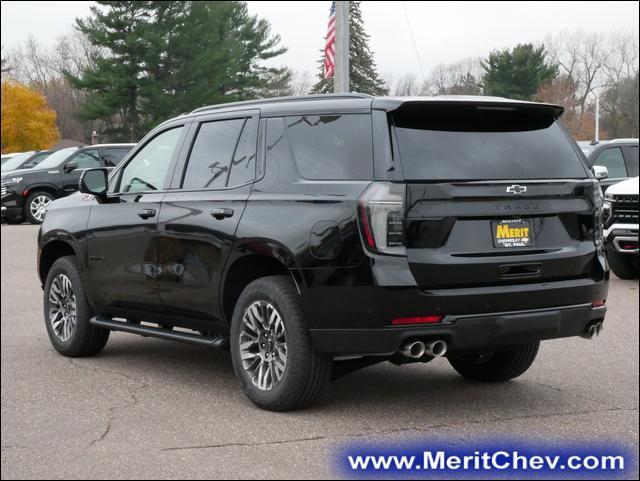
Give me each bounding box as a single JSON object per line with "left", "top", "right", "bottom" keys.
{"left": 594, "top": 94, "right": 600, "bottom": 143}
{"left": 334, "top": 0, "right": 350, "bottom": 93}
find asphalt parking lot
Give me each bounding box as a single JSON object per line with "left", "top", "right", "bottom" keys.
{"left": 1, "top": 224, "right": 638, "bottom": 479}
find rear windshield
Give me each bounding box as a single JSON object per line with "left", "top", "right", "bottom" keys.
{"left": 393, "top": 107, "right": 588, "bottom": 180}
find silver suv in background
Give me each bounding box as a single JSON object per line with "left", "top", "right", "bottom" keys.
{"left": 603, "top": 176, "right": 639, "bottom": 279}
{"left": 588, "top": 139, "right": 639, "bottom": 192}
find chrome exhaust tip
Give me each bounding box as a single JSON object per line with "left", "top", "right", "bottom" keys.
{"left": 400, "top": 341, "right": 426, "bottom": 359}
{"left": 595, "top": 322, "right": 603, "bottom": 336}
{"left": 425, "top": 340, "right": 448, "bottom": 357}
{"left": 582, "top": 322, "right": 603, "bottom": 340}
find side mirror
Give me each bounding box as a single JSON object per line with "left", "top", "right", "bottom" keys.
{"left": 63, "top": 161, "right": 78, "bottom": 173}
{"left": 79, "top": 168, "right": 108, "bottom": 201}
{"left": 592, "top": 165, "right": 609, "bottom": 181}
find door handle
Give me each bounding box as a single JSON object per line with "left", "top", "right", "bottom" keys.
{"left": 137, "top": 208, "right": 156, "bottom": 219}
{"left": 210, "top": 208, "right": 234, "bottom": 220}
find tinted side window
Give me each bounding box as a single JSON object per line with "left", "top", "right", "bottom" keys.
{"left": 102, "top": 148, "right": 132, "bottom": 167}
{"left": 265, "top": 117, "right": 297, "bottom": 187}
{"left": 227, "top": 118, "right": 258, "bottom": 187}
{"left": 119, "top": 126, "right": 184, "bottom": 193}
{"left": 627, "top": 145, "right": 639, "bottom": 177}
{"left": 72, "top": 149, "right": 101, "bottom": 169}
{"left": 183, "top": 118, "right": 256, "bottom": 190}
{"left": 23, "top": 152, "right": 51, "bottom": 168}
{"left": 284, "top": 114, "right": 373, "bottom": 180}
{"left": 594, "top": 147, "right": 627, "bottom": 178}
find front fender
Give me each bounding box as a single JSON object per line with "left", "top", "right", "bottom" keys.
{"left": 39, "top": 193, "right": 95, "bottom": 278}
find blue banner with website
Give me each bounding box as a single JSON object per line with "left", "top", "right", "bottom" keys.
{"left": 337, "top": 439, "right": 637, "bottom": 479}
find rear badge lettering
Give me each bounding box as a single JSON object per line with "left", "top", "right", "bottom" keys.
{"left": 495, "top": 203, "right": 539, "bottom": 212}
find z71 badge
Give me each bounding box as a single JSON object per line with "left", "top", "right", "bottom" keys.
{"left": 492, "top": 219, "right": 534, "bottom": 248}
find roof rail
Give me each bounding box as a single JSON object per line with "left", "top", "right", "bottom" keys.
{"left": 191, "top": 93, "right": 373, "bottom": 114}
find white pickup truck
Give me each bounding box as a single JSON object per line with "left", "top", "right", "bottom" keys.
{"left": 603, "top": 176, "right": 639, "bottom": 279}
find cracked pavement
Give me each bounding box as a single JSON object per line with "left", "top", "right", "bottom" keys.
{"left": 1, "top": 224, "right": 638, "bottom": 479}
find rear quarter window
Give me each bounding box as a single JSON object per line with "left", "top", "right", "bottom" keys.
{"left": 282, "top": 114, "right": 373, "bottom": 180}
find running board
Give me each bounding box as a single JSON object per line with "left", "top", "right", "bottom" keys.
{"left": 90, "top": 317, "right": 229, "bottom": 350}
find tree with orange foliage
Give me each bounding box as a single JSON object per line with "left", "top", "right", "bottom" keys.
{"left": 1, "top": 81, "right": 59, "bottom": 153}
{"left": 536, "top": 76, "right": 607, "bottom": 141}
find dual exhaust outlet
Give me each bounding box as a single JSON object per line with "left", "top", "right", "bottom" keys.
{"left": 400, "top": 340, "right": 448, "bottom": 359}
{"left": 582, "top": 321, "right": 604, "bottom": 340}
{"left": 400, "top": 321, "right": 602, "bottom": 358}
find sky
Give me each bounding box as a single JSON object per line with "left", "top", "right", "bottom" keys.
{"left": 2, "top": 0, "right": 639, "bottom": 81}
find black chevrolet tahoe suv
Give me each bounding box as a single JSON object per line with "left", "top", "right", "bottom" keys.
{"left": 38, "top": 94, "right": 609, "bottom": 411}
{"left": 2, "top": 144, "right": 134, "bottom": 224}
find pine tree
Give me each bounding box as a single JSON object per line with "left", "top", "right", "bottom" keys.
{"left": 148, "top": 1, "right": 288, "bottom": 115}
{"left": 67, "top": 1, "right": 153, "bottom": 142}
{"left": 311, "top": 1, "right": 387, "bottom": 95}
{"left": 482, "top": 44, "right": 558, "bottom": 101}
{"left": 69, "top": 1, "right": 289, "bottom": 141}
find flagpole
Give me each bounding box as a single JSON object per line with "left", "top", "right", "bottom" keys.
{"left": 334, "top": 0, "right": 350, "bottom": 93}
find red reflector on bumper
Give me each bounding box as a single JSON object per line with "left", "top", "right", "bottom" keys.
{"left": 592, "top": 300, "right": 606, "bottom": 308}
{"left": 391, "top": 315, "right": 443, "bottom": 326}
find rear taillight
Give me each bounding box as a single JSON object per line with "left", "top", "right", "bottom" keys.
{"left": 590, "top": 180, "right": 604, "bottom": 251}
{"left": 358, "top": 182, "right": 406, "bottom": 256}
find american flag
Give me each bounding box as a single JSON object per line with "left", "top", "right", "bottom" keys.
{"left": 323, "top": 1, "right": 337, "bottom": 80}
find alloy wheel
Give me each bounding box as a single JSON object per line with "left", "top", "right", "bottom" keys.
{"left": 48, "top": 274, "right": 77, "bottom": 342}
{"left": 239, "top": 300, "right": 287, "bottom": 391}
{"left": 30, "top": 195, "right": 52, "bottom": 222}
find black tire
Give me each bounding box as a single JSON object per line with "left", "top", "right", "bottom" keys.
{"left": 43, "top": 256, "right": 110, "bottom": 357}
{"left": 230, "top": 276, "right": 332, "bottom": 411}
{"left": 25, "top": 191, "right": 55, "bottom": 224}
{"left": 606, "top": 245, "right": 639, "bottom": 280}
{"left": 448, "top": 341, "right": 540, "bottom": 382}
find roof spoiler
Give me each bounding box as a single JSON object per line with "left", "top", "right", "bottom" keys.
{"left": 375, "top": 98, "right": 564, "bottom": 119}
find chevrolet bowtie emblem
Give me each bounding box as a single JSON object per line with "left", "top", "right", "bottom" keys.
{"left": 506, "top": 185, "right": 527, "bottom": 195}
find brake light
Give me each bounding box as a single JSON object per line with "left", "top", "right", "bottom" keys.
{"left": 592, "top": 300, "right": 606, "bottom": 308}
{"left": 590, "top": 180, "right": 604, "bottom": 250}
{"left": 357, "top": 182, "right": 406, "bottom": 255}
{"left": 391, "top": 315, "right": 444, "bottom": 326}
{"left": 358, "top": 204, "right": 376, "bottom": 249}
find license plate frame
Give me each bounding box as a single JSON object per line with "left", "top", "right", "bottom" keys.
{"left": 492, "top": 219, "right": 534, "bottom": 248}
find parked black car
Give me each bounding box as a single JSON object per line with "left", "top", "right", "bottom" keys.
{"left": 2, "top": 143, "right": 134, "bottom": 224}
{"left": 587, "top": 139, "right": 639, "bottom": 191}
{"left": 38, "top": 94, "right": 609, "bottom": 411}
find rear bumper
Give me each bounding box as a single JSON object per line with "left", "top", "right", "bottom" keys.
{"left": 1, "top": 205, "right": 23, "bottom": 220}
{"left": 1, "top": 192, "right": 23, "bottom": 220}
{"left": 310, "top": 303, "right": 607, "bottom": 356}
{"left": 604, "top": 224, "right": 639, "bottom": 254}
